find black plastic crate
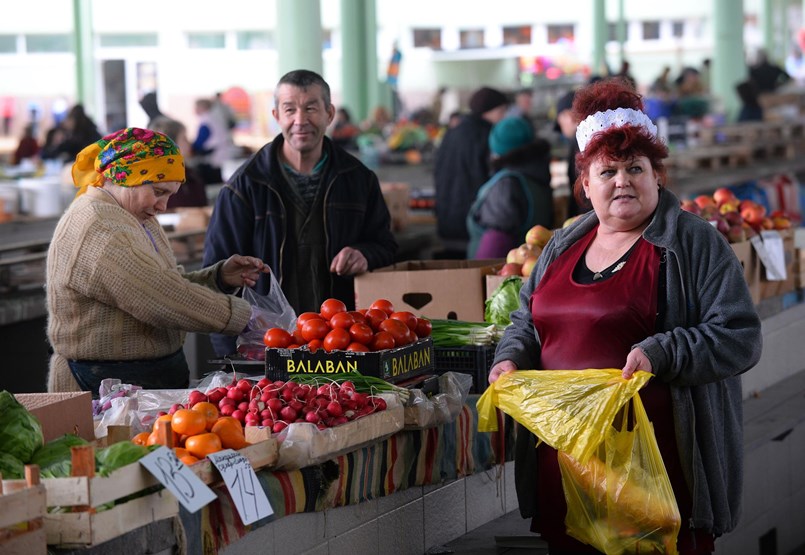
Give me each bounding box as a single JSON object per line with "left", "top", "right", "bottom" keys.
{"left": 265, "top": 338, "right": 434, "bottom": 384}
{"left": 433, "top": 345, "right": 496, "bottom": 393}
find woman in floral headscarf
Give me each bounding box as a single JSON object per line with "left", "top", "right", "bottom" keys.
{"left": 46, "top": 128, "right": 269, "bottom": 395}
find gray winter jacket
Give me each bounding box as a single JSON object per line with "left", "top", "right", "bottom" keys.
{"left": 494, "top": 187, "right": 762, "bottom": 535}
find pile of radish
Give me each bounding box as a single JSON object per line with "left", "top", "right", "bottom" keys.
{"left": 179, "top": 376, "right": 392, "bottom": 433}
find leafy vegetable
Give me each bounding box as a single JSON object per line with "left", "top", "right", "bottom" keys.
{"left": 95, "top": 442, "right": 153, "bottom": 477}
{"left": 0, "top": 452, "right": 25, "bottom": 480}
{"left": 484, "top": 276, "right": 524, "bottom": 326}
{"left": 32, "top": 434, "right": 89, "bottom": 478}
{"left": 0, "top": 390, "right": 44, "bottom": 463}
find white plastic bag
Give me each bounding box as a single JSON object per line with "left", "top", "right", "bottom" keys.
{"left": 237, "top": 272, "right": 297, "bottom": 358}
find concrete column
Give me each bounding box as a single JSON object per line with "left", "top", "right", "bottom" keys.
{"left": 276, "top": 0, "right": 323, "bottom": 76}
{"left": 340, "top": 0, "right": 369, "bottom": 121}
{"left": 362, "top": 0, "right": 382, "bottom": 122}
{"left": 762, "top": 0, "right": 774, "bottom": 57}
{"left": 591, "top": 0, "right": 607, "bottom": 77}
{"left": 713, "top": 0, "right": 746, "bottom": 120}
{"left": 72, "top": 0, "right": 95, "bottom": 114}
{"left": 616, "top": 0, "right": 626, "bottom": 70}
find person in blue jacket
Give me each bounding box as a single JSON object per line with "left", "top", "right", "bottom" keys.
{"left": 202, "top": 69, "right": 397, "bottom": 357}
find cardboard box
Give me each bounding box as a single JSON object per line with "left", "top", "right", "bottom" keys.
{"left": 354, "top": 259, "right": 504, "bottom": 322}
{"left": 756, "top": 230, "right": 796, "bottom": 300}
{"left": 380, "top": 182, "right": 410, "bottom": 232}
{"left": 173, "top": 206, "right": 212, "bottom": 232}
{"left": 730, "top": 240, "right": 761, "bottom": 305}
{"left": 266, "top": 337, "right": 434, "bottom": 384}
{"left": 14, "top": 392, "right": 95, "bottom": 443}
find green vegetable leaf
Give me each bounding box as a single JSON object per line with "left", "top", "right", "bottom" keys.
{"left": 484, "top": 276, "right": 523, "bottom": 327}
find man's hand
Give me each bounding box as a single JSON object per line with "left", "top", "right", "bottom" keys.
{"left": 622, "top": 347, "right": 653, "bottom": 379}
{"left": 330, "top": 247, "right": 368, "bottom": 276}
{"left": 220, "top": 255, "right": 270, "bottom": 289}
{"left": 489, "top": 360, "right": 517, "bottom": 384}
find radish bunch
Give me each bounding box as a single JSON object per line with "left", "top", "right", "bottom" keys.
{"left": 184, "top": 377, "right": 387, "bottom": 433}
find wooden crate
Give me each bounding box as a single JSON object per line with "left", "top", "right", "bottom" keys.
{"left": 0, "top": 466, "right": 46, "bottom": 555}
{"left": 190, "top": 437, "right": 279, "bottom": 485}
{"left": 42, "top": 445, "right": 177, "bottom": 548}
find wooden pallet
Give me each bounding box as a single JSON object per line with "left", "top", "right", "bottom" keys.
{"left": 668, "top": 144, "right": 753, "bottom": 171}
{"left": 0, "top": 465, "right": 47, "bottom": 555}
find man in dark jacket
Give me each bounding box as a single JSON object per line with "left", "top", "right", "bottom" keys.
{"left": 433, "top": 86, "right": 508, "bottom": 258}
{"left": 203, "top": 70, "right": 397, "bottom": 356}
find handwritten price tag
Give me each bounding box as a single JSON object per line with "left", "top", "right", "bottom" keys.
{"left": 140, "top": 446, "right": 217, "bottom": 513}
{"left": 207, "top": 449, "right": 273, "bottom": 525}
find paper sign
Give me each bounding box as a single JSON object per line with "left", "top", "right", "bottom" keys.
{"left": 751, "top": 231, "right": 786, "bottom": 281}
{"left": 140, "top": 446, "right": 217, "bottom": 513}
{"left": 208, "top": 449, "right": 273, "bottom": 525}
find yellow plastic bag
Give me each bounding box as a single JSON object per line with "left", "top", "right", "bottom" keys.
{"left": 559, "top": 394, "right": 681, "bottom": 555}
{"left": 477, "top": 369, "right": 650, "bottom": 462}
{"left": 476, "top": 369, "right": 680, "bottom": 554}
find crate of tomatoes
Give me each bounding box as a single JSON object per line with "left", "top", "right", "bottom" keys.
{"left": 262, "top": 298, "right": 435, "bottom": 385}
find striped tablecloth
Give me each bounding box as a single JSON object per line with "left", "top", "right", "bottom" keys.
{"left": 180, "top": 397, "right": 510, "bottom": 554}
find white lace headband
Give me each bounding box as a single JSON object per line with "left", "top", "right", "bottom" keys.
{"left": 575, "top": 107, "right": 658, "bottom": 152}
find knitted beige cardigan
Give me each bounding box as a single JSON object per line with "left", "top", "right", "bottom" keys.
{"left": 46, "top": 187, "right": 251, "bottom": 392}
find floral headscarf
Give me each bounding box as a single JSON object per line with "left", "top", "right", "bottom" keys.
{"left": 72, "top": 127, "right": 185, "bottom": 197}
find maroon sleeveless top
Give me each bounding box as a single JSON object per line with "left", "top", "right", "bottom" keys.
{"left": 531, "top": 227, "right": 659, "bottom": 371}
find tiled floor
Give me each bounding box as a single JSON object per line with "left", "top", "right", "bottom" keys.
{"left": 435, "top": 510, "right": 548, "bottom": 555}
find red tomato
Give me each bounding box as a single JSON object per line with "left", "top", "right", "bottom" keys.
{"left": 364, "top": 308, "right": 388, "bottom": 331}
{"left": 347, "top": 311, "right": 367, "bottom": 325}
{"left": 379, "top": 318, "right": 410, "bottom": 345}
{"left": 307, "top": 339, "right": 323, "bottom": 353}
{"left": 296, "top": 312, "right": 323, "bottom": 331}
{"left": 320, "top": 298, "right": 347, "bottom": 320}
{"left": 348, "top": 322, "right": 374, "bottom": 345}
{"left": 323, "top": 328, "right": 351, "bottom": 352}
{"left": 369, "top": 298, "right": 395, "bottom": 316}
{"left": 347, "top": 342, "right": 370, "bottom": 352}
{"left": 329, "top": 312, "right": 356, "bottom": 329}
{"left": 370, "top": 331, "right": 395, "bottom": 351}
{"left": 414, "top": 317, "right": 432, "bottom": 338}
{"left": 263, "top": 328, "right": 292, "bottom": 348}
{"left": 389, "top": 311, "right": 418, "bottom": 331}
{"left": 301, "top": 318, "right": 330, "bottom": 342}
{"left": 292, "top": 328, "right": 306, "bottom": 345}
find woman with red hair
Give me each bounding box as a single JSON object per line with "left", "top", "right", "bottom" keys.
{"left": 488, "top": 79, "right": 762, "bottom": 554}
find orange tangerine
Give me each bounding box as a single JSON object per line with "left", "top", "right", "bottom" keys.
{"left": 184, "top": 432, "right": 223, "bottom": 458}
{"left": 171, "top": 408, "right": 207, "bottom": 436}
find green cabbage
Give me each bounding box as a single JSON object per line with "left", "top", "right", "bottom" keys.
{"left": 31, "top": 434, "right": 89, "bottom": 478}
{"left": 0, "top": 452, "right": 25, "bottom": 480}
{"left": 484, "top": 276, "right": 524, "bottom": 327}
{"left": 0, "top": 391, "right": 44, "bottom": 463}
{"left": 95, "top": 442, "right": 152, "bottom": 477}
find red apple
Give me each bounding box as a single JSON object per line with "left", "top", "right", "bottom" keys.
{"left": 680, "top": 199, "right": 701, "bottom": 216}
{"left": 521, "top": 255, "right": 539, "bottom": 276}
{"left": 694, "top": 194, "right": 717, "bottom": 210}
{"left": 727, "top": 224, "right": 746, "bottom": 243}
{"left": 499, "top": 262, "right": 523, "bottom": 276}
{"left": 740, "top": 202, "right": 766, "bottom": 226}
{"left": 525, "top": 224, "right": 553, "bottom": 248}
{"left": 712, "top": 187, "right": 736, "bottom": 207}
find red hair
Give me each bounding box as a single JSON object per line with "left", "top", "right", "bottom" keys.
{"left": 571, "top": 78, "right": 669, "bottom": 205}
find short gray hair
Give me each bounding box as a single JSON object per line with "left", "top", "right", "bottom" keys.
{"left": 275, "top": 69, "right": 331, "bottom": 109}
